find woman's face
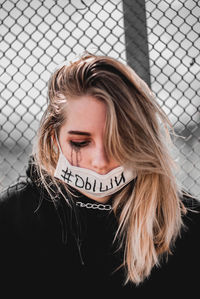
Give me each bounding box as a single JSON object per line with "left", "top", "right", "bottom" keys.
{"left": 58, "top": 95, "right": 119, "bottom": 202}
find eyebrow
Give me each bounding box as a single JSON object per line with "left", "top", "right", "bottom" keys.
{"left": 68, "top": 130, "right": 91, "bottom": 136}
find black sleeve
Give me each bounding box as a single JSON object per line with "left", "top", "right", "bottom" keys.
{"left": 0, "top": 181, "right": 83, "bottom": 296}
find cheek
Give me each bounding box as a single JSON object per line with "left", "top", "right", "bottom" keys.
{"left": 61, "top": 142, "right": 71, "bottom": 160}
{"left": 72, "top": 148, "right": 88, "bottom": 167}
{"left": 60, "top": 142, "right": 73, "bottom": 164}
{"left": 71, "top": 147, "right": 81, "bottom": 166}
{"left": 74, "top": 148, "right": 93, "bottom": 167}
{"left": 62, "top": 144, "right": 89, "bottom": 167}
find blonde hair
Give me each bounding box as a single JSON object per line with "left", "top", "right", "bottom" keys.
{"left": 33, "top": 53, "right": 186, "bottom": 285}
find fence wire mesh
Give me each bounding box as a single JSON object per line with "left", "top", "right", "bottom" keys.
{"left": 0, "top": 0, "right": 199, "bottom": 197}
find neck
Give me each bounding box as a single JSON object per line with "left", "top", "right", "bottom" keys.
{"left": 79, "top": 190, "right": 111, "bottom": 203}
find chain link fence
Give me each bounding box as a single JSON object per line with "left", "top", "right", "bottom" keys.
{"left": 0, "top": 0, "right": 199, "bottom": 198}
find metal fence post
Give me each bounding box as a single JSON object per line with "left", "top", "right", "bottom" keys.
{"left": 123, "top": 0, "right": 151, "bottom": 87}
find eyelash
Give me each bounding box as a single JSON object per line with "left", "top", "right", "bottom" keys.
{"left": 69, "top": 140, "right": 90, "bottom": 149}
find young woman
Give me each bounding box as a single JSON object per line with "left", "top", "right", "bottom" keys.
{"left": 0, "top": 54, "right": 199, "bottom": 297}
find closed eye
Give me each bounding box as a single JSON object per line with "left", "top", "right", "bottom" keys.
{"left": 70, "top": 140, "right": 90, "bottom": 148}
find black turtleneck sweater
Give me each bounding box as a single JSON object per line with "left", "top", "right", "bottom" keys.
{"left": 0, "top": 160, "right": 200, "bottom": 298}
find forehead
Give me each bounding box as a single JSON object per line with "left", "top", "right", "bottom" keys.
{"left": 62, "top": 95, "right": 107, "bottom": 134}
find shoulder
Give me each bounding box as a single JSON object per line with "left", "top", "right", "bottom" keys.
{"left": 0, "top": 179, "right": 39, "bottom": 215}
{"left": 0, "top": 180, "right": 44, "bottom": 235}
{"left": 0, "top": 178, "right": 66, "bottom": 221}
{"left": 181, "top": 194, "right": 200, "bottom": 225}
{"left": 179, "top": 194, "right": 200, "bottom": 247}
{"left": 0, "top": 180, "right": 39, "bottom": 240}
{"left": 182, "top": 192, "right": 200, "bottom": 209}
{"left": 0, "top": 178, "right": 67, "bottom": 247}
{"left": 0, "top": 178, "right": 70, "bottom": 234}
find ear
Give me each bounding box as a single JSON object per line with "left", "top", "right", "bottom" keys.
{"left": 51, "top": 132, "right": 56, "bottom": 144}
{"left": 51, "top": 130, "right": 61, "bottom": 153}
{"left": 51, "top": 131, "right": 58, "bottom": 150}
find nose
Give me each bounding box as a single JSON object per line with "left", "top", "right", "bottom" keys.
{"left": 91, "top": 146, "right": 109, "bottom": 174}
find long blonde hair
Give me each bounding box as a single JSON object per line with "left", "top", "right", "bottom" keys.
{"left": 33, "top": 53, "right": 186, "bottom": 285}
